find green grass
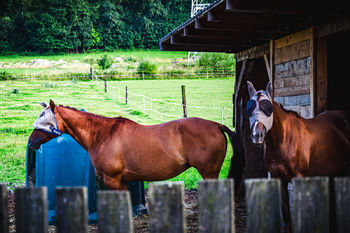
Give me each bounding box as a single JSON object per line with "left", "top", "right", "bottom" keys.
{"left": 0, "top": 78, "right": 235, "bottom": 189}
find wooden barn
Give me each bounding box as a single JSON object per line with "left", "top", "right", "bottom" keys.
{"left": 159, "top": 0, "right": 350, "bottom": 180}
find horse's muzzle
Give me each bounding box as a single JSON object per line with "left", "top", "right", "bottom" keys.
{"left": 251, "top": 121, "right": 266, "bottom": 144}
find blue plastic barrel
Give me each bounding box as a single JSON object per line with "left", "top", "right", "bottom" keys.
{"left": 26, "top": 133, "right": 148, "bottom": 224}
{"left": 26, "top": 133, "right": 98, "bottom": 224}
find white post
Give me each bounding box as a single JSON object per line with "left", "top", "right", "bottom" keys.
{"left": 118, "top": 88, "right": 121, "bottom": 102}
{"left": 150, "top": 100, "right": 153, "bottom": 117}
{"left": 221, "top": 107, "right": 224, "bottom": 124}
{"left": 112, "top": 87, "right": 115, "bottom": 100}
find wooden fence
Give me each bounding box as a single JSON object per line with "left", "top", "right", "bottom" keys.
{"left": 1, "top": 177, "right": 349, "bottom": 233}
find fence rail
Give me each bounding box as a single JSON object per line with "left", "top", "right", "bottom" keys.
{"left": 2, "top": 177, "right": 349, "bottom": 233}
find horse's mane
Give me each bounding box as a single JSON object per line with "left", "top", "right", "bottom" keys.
{"left": 58, "top": 104, "right": 131, "bottom": 122}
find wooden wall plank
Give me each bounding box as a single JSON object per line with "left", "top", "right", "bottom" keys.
{"left": 275, "top": 57, "right": 311, "bottom": 79}
{"left": 275, "top": 28, "right": 312, "bottom": 49}
{"left": 274, "top": 94, "right": 310, "bottom": 106}
{"left": 274, "top": 75, "right": 310, "bottom": 96}
{"left": 275, "top": 40, "right": 310, "bottom": 64}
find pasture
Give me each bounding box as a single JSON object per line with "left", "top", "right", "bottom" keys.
{"left": 0, "top": 77, "right": 234, "bottom": 189}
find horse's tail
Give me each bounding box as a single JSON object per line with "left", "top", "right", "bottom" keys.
{"left": 219, "top": 124, "right": 245, "bottom": 198}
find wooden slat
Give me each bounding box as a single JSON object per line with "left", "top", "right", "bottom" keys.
{"left": 184, "top": 26, "right": 279, "bottom": 40}
{"left": 198, "top": 179, "right": 234, "bottom": 233}
{"left": 235, "top": 43, "right": 270, "bottom": 61}
{"left": 98, "top": 191, "right": 133, "bottom": 233}
{"left": 292, "top": 177, "right": 330, "bottom": 233}
{"left": 274, "top": 75, "right": 310, "bottom": 96}
{"left": 274, "top": 94, "right": 310, "bottom": 106}
{"left": 335, "top": 177, "right": 350, "bottom": 233}
{"left": 160, "top": 42, "right": 240, "bottom": 52}
{"left": 245, "top": 179, "right": 282, "bottom": 233}
{"left": 275, "top": 28, "right": 312, "bottom": 49}
{"left": 56, "top": 187, "right": 88, "bottom": 233}
{"left": 148, "top": 182, "right": 185, "bottom": 233}
{"left": 275, "top": 57, "right": 311, "bottom": 79}
{"left": 15, "top": 187, "right": 48, "bottom": 233}
{"left": 171, "top": 35, "right": 250, "bottom": 45}
{"left": 275, "top": 40, "right": 310, "bottom": 64}
{"left": 318, "top": 16, "right": 350, "bottom": 38}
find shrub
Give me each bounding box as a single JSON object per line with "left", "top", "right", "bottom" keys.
{"left": 97, "top": 54, "right": 113, "bottom": 70}
{"left": 196, "top": 52, "right": 235, "bottom": 75}
{"left": 137, "top": 60, "right": 158, "bottom": 78}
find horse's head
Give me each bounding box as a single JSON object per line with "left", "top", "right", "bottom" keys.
{"left": 246, "top": 81, "right": 273, "bottom": 144}
{"left": 28, "top": 100, "right": 62, "bottom": 150}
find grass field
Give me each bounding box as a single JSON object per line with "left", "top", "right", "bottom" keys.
{"left": 0, "top": 77, "right": 235, "bottom": 189}
{"left": 0, "top": 50, "right": 191, "bottom": 78}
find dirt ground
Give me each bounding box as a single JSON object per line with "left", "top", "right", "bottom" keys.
{"left": 7, "top": 189, "right": 247, "bottom": 233}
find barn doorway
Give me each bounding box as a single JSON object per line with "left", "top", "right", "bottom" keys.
{"left": 327, "top": 29, "right": 350, "bottom": 113}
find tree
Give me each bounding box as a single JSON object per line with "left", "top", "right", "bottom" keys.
{"left": 97, "top": 54, "right": 113, "bottom": 71}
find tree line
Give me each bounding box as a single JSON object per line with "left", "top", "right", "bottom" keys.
{"left": 0, "top": 0, "right": 191, "bottom": 54}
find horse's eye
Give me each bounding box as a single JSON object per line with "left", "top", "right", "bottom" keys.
{"left": 259, "top": 99, "right": 273, "bottom": 117}
{"left": 40, "top": 112, "right": 45, "bottom": 117}
{"left": 246, "top": 99, "right": 256, "bottom": 117}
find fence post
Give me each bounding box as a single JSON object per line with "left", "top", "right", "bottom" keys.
{"left": 90, "top": 67, "right": 93, "bottom": 80}
{"left": 245, "top": 178, "right": 282, "bottom": 233}
{"left": 292, "top": 177, "right": 329, "bottom": 233}
{"left": 0, "top": 184, "right": 8, "bottom": 233}
{"left": 335, "top": 177, "right": 350, "bottom": 233}
{"left": 104, "top": 77, "right": 107, "bottom": 93}
{"left": 56, "top": 187, "right": 88, "bottom": 233}
{"left": 198, "top": 179, "right": 234, "bottom": 233}
{"left": 125, "top": 86, "right": 128, "bottom": 104}
{"left": 98, "top": 190, "right": 133, "bottom": 233}
{"left": 15, "top": 187, "right": 48, "bottom": 233}
{"left": 148, "top": 182, "right": 185, "bottom": 233}
{"left": 181, "top": 85, "right": 187, "bottom": 118}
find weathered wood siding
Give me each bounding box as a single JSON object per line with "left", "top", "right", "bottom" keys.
{"left": 273, "top": 28, "right": 313, "bottom": 118}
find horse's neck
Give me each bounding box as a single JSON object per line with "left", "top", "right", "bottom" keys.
{"left": 57, "top": 107, "right": 110, "bottom": 151}
{"left": 265, "top": 103, "right": 286, "bottom": 153}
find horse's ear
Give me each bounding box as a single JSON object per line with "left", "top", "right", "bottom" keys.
{"left": 49, "top": 99, "right": 56, "bottom": 111}
{"left": 38, "top": 102, "right": 47, "bottom": 108}
{"left": 266, "top": 81, "right": 272, "bottom": 99}
{"left": 247, "top": 81, "right": 257, "bottom": 98}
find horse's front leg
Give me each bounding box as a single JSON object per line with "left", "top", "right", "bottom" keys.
{"left": 103, "top": 174, "right": 129, "bottom": 190}
{"left": 281, "top": 180, "right": 292, "bottom": 233}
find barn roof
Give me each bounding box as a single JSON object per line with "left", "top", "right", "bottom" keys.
{"left": 159, "top": 0, "right": 349, "bottom": 53}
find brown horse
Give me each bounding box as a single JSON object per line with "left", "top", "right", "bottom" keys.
{"left": 28, "top": 100, "right": 244, "bottom": 193}
{"left": 246, "top": 81, "right": 350, "bottom": 232}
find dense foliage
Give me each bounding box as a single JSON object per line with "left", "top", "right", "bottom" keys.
{"left": 196, "top": 53, "right": 235, "bottom": 74}
{"left": 0, "top": 0, "right": 191, "bottom": 53}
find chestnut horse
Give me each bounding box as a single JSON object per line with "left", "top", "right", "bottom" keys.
{"left": 28, "top": 100, "right": 244, "bottom": 193}
{"left": 246, "top": 81, "right": 350, "bottom": 232}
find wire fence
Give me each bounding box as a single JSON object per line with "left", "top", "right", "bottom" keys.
{"left": 109, "top": 84, "right": 233, "bottom": 126}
